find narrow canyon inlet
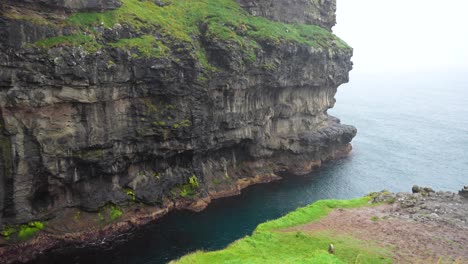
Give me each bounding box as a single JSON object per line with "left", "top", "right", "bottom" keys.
{"left": 1, "top": 0, "right": 467, "bottom": 263}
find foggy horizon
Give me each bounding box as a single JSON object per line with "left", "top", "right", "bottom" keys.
{"left": 334, "top": 0, "right": 468, "bottom": 74}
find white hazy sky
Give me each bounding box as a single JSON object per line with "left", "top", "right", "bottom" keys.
{"left": 333, "top": 0, "right": 468, "bottom": 74}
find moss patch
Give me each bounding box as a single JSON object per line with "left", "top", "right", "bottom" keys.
{"left": 171, "top": 175, "right": 200, "bottom": 198}
{"left": 109, "top": 206, "right": 123, "bottom": 220}
{"left": 1, "top": 221, "right": 45, "bottom": 241}
{"left": 95, "top": 204, "right": 123, "bottom": 222}
{"left": 124, "top": 188, "right": 136, "bottom": 201}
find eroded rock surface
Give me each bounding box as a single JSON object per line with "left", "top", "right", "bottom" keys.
{"left": 235, "top": 0, "right": 337, "bottom": 30}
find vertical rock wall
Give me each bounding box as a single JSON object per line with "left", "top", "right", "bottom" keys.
{"left": 0, "top": 0, "right": 355, "bottom": 225}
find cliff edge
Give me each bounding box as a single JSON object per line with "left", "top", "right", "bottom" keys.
{"left": 174, "top": 188, "right": 468, "bottom": 263}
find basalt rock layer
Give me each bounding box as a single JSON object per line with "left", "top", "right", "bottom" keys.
{"left": 0, "top": 0, "right": 355, "bottom": 228}
{"left": 235, "top": 0, "right": 337, "bottom": 30}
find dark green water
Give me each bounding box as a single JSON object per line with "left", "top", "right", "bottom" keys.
{"left": 32, "top": 72, "right": 468, "bottom": 264}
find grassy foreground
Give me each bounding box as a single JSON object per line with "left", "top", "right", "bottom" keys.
{"left": 172, "top": 197, "right": 393, "bottom": 264}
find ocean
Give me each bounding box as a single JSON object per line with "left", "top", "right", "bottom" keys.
{"left": 32, "top": 71, "right": 468, "bottom": 263}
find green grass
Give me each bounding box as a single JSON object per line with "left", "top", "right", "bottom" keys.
{"left": 31, "top": 0, "right": 350, "bottom": 64}
{"left": 65, "top": 0, "right": 350, "bottom": 48}
{"left": 109, "top": 35, "right": 169, "bottom": 58}
{"left": 256, "top": 197, "right": 371, "bottom": 232}
{"left": 173, "top": 197, "right": 394, "bottom": 264}
{"left": 35, "top": 33, "right": 102, "bottom": 52}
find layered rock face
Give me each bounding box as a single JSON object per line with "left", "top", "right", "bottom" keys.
{"left": 235, "top": 0, "right": 337, "bottom": 30}
{"left": 0, "top": 0, "right": 355, "bottom": 225}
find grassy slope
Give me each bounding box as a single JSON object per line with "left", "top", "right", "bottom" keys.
{"left": 172, "top": 197, "right": 394, "bottom": 264}
{"left": 31, "top": 0, "right": 350, "bottom": 59}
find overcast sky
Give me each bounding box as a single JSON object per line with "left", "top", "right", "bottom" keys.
{"left": 333, "top": 0, "right": 468, "bottom": 74}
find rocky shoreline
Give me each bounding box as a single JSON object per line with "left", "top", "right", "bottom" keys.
{"left": 0, "top": 169, "right": 293, "bottom": 264}
{"left": 371, "top": 186, "right": 468, "bottom": 231}
{"left": 3, "top": 181, "right": 467, "bottom": 263}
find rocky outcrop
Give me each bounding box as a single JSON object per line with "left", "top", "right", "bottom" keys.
{"left": 0, "top": 0, "right": 354, "bottom": 227}
{"left": 235, "top": 0, "right": 337, "bottom": 30}
{"left": 459, "top": 186, "right": 468, "bottom": 198}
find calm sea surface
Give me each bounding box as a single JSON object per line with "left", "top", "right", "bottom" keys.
{"left": 33, "top": 71, "right": 468, "bottom": 263}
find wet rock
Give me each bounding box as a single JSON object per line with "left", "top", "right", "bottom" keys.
{"left": 412, "top": 185, "right": 435, "bottom": 195}
{"left": 153, "top": 0, "right": 170, "bottom": 7}
{"left": 459, "top": 186, "right": 468, "bottom": 198}
{"left": 393, "top": 187, "right": 468, "bottom": 229}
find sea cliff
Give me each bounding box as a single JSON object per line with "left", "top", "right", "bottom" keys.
{"left": 0, "top": 0, "right": 354, "bottom": 261}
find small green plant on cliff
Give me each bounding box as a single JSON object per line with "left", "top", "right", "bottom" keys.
{"left": 109, "top": 35, "right": 169, "bottom": 58}
{"left": 261, "top": 62, "right": 277, "bottom": 71}
{"left": 1, "top": 221, "right": 45, "bottom": 241}
{"left": 110, "top": 206, "right": 123, "bottom": 221}
{"left": 18, "top": 221, "right": 44, "bottom": 240}
{"left": 73, "top": 211, "right": 81, "bottom": 222}
{"left": 153, "top": 172, "right": 161, "bottom": 180}
{"left": 0, "top": 226, "right": 16, "bottom": 241}
{"left": 96, "top": 204, "right": 123, "bottom": 222}
{"left": 35, "top": 33, "right": 102, "bottom": 52}
{"left": 124, "top": 188, "right": 136, "bottom": 201}
{"left": 176, "top": 175, "right": 200, "bottom": 198}
{"left": 98, "top": 212, "right": 105, "bottom": 222}
{"left": 153, "top": 121, "right": 166, "bottom": 127}
{"left": 189, "top": 175, "right": 199, "bottom": 188}
{"left": 172, "top": 119, "right": 191, "bottom": 129}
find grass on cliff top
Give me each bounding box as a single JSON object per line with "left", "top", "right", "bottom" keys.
{"left": 172, "top": 197, "right": 394, "bottom": 264}
{"left": 109, "top": 35, "right": 169, "bottom": 58}
{"left": 34, "top": 0, "right": 350, "bottom": 55}
{"left": 35, "top": 33, "right": 103, "bottom": 52}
